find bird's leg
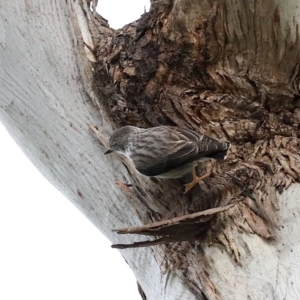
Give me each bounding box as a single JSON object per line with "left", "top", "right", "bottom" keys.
{"left": 184, "top": 168, "right": 211, "bottom": 194}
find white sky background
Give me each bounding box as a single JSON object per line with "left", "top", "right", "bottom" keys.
{"left": 0, "top": 1, "right": 150, "bottom": 299}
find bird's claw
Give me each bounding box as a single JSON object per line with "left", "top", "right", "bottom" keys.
{"left": 184, "top": 182, "right": 197, "bottom": 194}
{"left": 183, "top": 173, "right": 211, "bottom": 194}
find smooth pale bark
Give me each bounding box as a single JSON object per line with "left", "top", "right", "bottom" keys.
{"left": 0, "top": 1, "right": 195, "bottom": 299}
{"left": 1, "top": 0, "right": 300, "bottom": 299}
{"left": 205, "top": 184, "right": 300, "bottom": 299}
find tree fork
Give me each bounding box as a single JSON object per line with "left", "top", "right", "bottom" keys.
{"left": 2, "top": 0, "right": 300, "bottom": 299}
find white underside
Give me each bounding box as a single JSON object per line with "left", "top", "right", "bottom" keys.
{"left": 154, "top": 158, "right": 211, "bottom": 179}
{"left": 154, "top": 163, "right": 195, "bottom": 179}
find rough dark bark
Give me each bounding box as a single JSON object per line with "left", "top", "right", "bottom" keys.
{"left": 85, "top": 0, "right": 300, "bottom": 298}
{"left": 2, "top": 0, "right": 300, "bottom": 299}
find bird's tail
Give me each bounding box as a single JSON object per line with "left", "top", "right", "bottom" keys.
{"left": 208, "top": 141, "right": 230, "bottom": 160}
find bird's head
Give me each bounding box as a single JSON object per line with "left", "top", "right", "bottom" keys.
{"left": 104, "top": 126, "right": 138, "bottom": 155}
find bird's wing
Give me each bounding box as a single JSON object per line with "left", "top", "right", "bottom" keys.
{"left": 134, "top": 127, "right": 229, "bottom": 177}
{"left": 171, "top": 127, "right": 230, "bottom": 161}
{"left": 133, "top": 127, "right": 201, "bottom": 176}
{"left": 164, "top": 128, "right": 200, "bottom": 166}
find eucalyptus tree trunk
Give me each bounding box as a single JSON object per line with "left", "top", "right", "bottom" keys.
{"left": 1, "top": 1, "right": 300, "bottom": 299}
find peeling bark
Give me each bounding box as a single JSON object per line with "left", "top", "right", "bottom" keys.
{"left": 87, "top": 0, "right": 300, "bottom": 298}
{"left": 1, "top": 0, "right": 300, "bottom": 299}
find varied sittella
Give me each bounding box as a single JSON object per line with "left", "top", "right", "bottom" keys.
{"left": 105, "top": 126, "right": 230, "bottom": 193}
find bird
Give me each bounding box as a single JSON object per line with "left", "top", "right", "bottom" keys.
{"left": 105, "top": 126, "right": 230, "bottom": 193}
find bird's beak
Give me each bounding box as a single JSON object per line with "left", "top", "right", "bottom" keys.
{"left": 104, "top": 149, "right": 114, "bottom": 155}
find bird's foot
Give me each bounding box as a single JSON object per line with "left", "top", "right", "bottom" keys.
{"left": 184, "top": 173, "right": 211, "bottom": 194}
